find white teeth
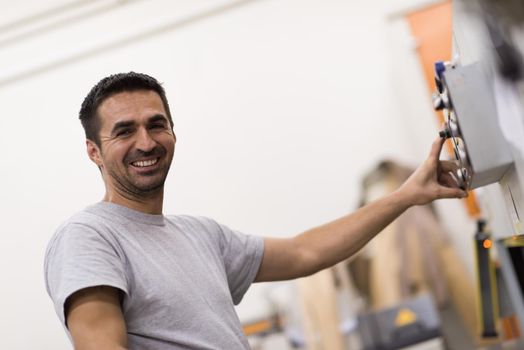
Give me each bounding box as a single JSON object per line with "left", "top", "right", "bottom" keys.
{"left": 132, "top": 158, "right": 158, "bottom": 167}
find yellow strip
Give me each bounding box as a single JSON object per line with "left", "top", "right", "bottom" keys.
{"left": 503, "top": 234, "right": 524, "bottom": 247}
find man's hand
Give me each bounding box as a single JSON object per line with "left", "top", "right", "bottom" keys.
{"left": 397, "top": 137, "right": 468, "bottom": 206}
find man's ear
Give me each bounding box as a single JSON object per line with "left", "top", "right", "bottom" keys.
{"left": 86, "top": 139, "right": 103, "bottom": 167}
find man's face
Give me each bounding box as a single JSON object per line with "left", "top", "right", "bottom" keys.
{"left": 88, "top": 90, "right": 176, "bottom": 200}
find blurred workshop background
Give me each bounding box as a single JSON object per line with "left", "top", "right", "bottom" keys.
{"left": 2, "top": 0, "right": 524, "bottom": 349}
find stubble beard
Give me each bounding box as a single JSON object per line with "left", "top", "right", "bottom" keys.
{"left": 109, "top": 166, "right": 169, "bottom": 202}
{"left": 105, "top": 148, "right": 172, "bottom": 202}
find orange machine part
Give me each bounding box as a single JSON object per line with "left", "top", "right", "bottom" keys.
{"left": 502, "top": 315, "right": 521, "bottom": 340}
{"left": 243, "top": 319, "right": 273, "bottom": 336}
{"left": 406, "top": 1, "right": 481, "bottom": 218}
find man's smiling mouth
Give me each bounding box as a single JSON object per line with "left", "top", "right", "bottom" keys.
{"left": 131, "top": 158, "right": 159, "bottom": 168}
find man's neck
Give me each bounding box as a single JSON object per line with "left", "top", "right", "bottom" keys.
{"left": 103, "top": 190, "right": 164, "bottom": 215}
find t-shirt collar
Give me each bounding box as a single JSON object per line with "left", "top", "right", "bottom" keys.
{"left": 94, "top": 201, "right": 166, "bottom": 226}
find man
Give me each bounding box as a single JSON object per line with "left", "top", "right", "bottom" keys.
{"left": 45, "top": 72, "right": 466, "bottom": 350}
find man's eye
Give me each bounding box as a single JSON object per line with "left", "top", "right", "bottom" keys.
{"left": 150, "top": 124, "right": 166, "bottom": 130}
{"left": 116, "top": 129, "right": 133, "bottom": 137}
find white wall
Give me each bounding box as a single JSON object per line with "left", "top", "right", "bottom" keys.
{"left": 0, "top": 1, "right": 450, "bottom": 348}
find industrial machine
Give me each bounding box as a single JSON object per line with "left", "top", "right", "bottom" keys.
{"left": 433, "top": 60, "right": 513, "bottom": 190}
{"left": 448, "top": 0, "right": 524, "bottom": 342}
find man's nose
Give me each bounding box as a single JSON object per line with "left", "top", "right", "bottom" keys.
{"left": 135, "top": 127, "right": 156, "bottom": 152}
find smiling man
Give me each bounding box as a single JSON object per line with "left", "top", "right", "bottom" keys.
{"left": 44, "top": 72, "right": 466, "bottom": 350}
{"left": 87, "top": 89, "right": 175, "bottom": 212}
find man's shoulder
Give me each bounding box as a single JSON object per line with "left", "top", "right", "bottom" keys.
{"left": 168, "top": 214, "right": 236, "bottom": 235}
{"left": 55, "top": 203, "right": 110, "bottom": 232}
{"left": 165, "top": 215, "right": 230, "bottom": 246}
{"left": 46, "top": 204, "right": 115, "bottom": 255}
{"left": 167, "top": 214, "right": 217, "bottom": 227}
{"left": 44, "top": 204, "right": 118, "bottom": 279}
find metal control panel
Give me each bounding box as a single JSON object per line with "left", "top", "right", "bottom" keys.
{"left": 433, "top": 61, "right": 513, "bottom": 190}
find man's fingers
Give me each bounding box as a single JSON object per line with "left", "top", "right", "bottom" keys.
{"left": 429, "top": 137, "right": 445, "bottom": 161}
{"left": 438, "top": 186, "right": 468, "bottom": 199}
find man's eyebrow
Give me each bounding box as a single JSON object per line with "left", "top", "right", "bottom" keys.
{"left": 148, "top": 114, "right": 169, "bottom": 124}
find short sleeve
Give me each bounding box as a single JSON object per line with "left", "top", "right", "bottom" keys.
{"left": 44, "top": 223, "right": 128, "bottom": 327}
{"left": 215, "top": 222, "right": 264, "bottom": 305}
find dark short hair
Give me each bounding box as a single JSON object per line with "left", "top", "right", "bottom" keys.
{"left": 79, "top": 72, "right": 174, "bottom": 146}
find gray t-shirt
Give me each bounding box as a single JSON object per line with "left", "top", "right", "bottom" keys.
{"left": 44, "top": 202, "right": 264, "bottom": 349}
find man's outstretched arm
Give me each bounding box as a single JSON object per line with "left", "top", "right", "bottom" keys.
{"left": 255, "top": 137, "right": 467, "bottom": 282}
